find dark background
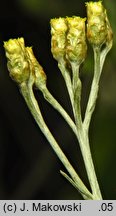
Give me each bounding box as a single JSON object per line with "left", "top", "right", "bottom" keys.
{"left": 0, "top": 0, "right": 116, "bottom": 199}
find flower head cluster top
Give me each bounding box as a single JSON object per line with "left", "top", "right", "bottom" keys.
{"left": 4, "top": 1, "right": 112, "bottom": 87}
{"left": 51, "top": 1, "right": 112, "bottom": 66}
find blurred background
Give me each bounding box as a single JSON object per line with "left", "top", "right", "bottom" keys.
{"left": 0, "top": 0, "right": 116, "bottom": 199}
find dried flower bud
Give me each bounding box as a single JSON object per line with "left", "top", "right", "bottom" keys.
{"left": 66, "top": 17, "right": 87, "bottom": 64}
{"left": 26, "top": 47, "right": 47, "bottom": 90}
{"left": 50, "top": 18, "right": 67, "bottom": 61}
{"left": 86, "top": 1, "right": 107, "bottom": 46}
{"left": 4, "top": 38, "right": 29, "bottom": 84}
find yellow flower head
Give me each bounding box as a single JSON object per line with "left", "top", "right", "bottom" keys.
{"left": 66, "top": 16, "right": 87, "bottom": 63}
{"left": 86, "top": 1, "right": 107, "bottom": 46}
{"left": 4, "top": 38, "right": 30, "bottom": 84}
{"left": 50, "top": 18, "right": 67, "bottom": 61}
{"left": 26, "top": 47, "right": 46, "bottom": 90}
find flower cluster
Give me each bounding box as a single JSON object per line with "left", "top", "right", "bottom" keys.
{"left": 51, "top": 1, "right": 113, "bottom": 64}
{"left": 51, "top": 16, "right": 87, "bottom": 64}
{"left": 4, "top": 38, "right": 46, "bottom": 89}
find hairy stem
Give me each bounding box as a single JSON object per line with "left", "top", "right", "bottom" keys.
{"left": 71, "top": 59, "right": 102, "bottom": 199}
{"left": 58, "top": 59, "right": 74, "bottom": 110}
{"left": 83, "top": 46, "right": 101, "bottom": 132}
{"left": 42, "top": 86, "right": 78, "bottom": 137}
{"left": 20, "top": 76, "right": 93, "bottom": 200}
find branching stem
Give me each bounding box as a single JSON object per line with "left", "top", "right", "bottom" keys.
{"left": 20, "top": 75, "right": 93, "bottom": 200}
{"left": 70, "top": 57, "right": 102, "bottom": 199}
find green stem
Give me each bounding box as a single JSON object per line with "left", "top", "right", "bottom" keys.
{"left": 71, "top": 60, "right": 102, "bottom": 199}
{"left": 100, "top": 45, "right": 112, "bottom": 73}
{"left": 60, "top": 170, "right": 92, "bottom": 200}
{"left": 58, "top": 58, "right": 74, "bottom": 109}
{"left": 35, "top": 61, "right": 102, "bottom": 199}
{"left": 82, "top": 131, "right": 102, "bottom": 199}
{"left": 81, "top": 44, "right": 112, "bottom": 198}
{"left": 20, "top": 75, "right": 93, "bottom": 200}
{"left": 41, "top": 85, "right": 102, "bottom": 198}
{"left": 71, "top": 62, "right": 82, "bottom": 128}
{"left": 81, "top": 46, "right": 102, "bottom": 199}
{"left": 83, "top": 46, "right": 101, "bottom": 132}
{"left": 42, "top": 86, "right": 78, "bottom": 137}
